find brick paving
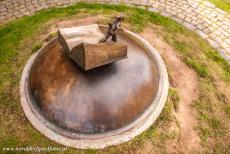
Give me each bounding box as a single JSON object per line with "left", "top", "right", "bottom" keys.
{"left": 0, "top": 0, "right": 229, "bottom": 61}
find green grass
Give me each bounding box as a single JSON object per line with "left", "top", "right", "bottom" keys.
{"left": 185, "top": 58, "right": 209, "bottom": 77}
{"left": 224, "top": 105, "right": 230, "bottom": 117}
{"left": 32, "top": 43, "right": 42, "bottom": 53}
{"left": 206, "top": 0, "right": 230, "bottom": 13}
{"left": 168, "top": 88, "right": 180, "bottom": 111}
{"left": 0, "top": 2, "right": 230, "bottom": 154}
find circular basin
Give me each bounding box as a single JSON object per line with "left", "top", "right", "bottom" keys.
{"left": 20, "top": 28, "right": 168, "bottom": 149}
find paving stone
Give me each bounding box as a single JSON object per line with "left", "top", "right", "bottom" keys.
{"left": 218, "top": 49, "right": 230, "bottom": 61}
{"left": 203, "top": 28, "right": 211, "bottom": 34}
{"left": 214, "top": 37, "right": 223, "bottom": 44}
{"left": 211, "top": 23, "right": 219, "bottom": 29}
{"left": 32, "top": 0, "right": 38, "bottom": 5}
{"left": 191, "top": 20, "right": 199, "bottom": 26}
{"left": 141, "top": 0, "right": 148, "bottom": 5}
{"left": 215, "top": 8, "right": 226, "bottom": 15}
{"left": 178, "top": 13, "right": 186, "bottom": 19}
{"left": 5, "top": 13, "right": 13, "bottom": 18}
{"left": 185, "top": 17, "right": 192, "bottom": 22}
{"left": 203, "top": 1, "right": 216, "bottom": 8}
{"left": 27, "top": 5, "right": 35, "bottom": 10}
{"left": 196, "top": 30, "right": 208, "bottom": 39}
{"left": 208, "top": 26, "right": 215, "bottom": 32}
{"left": 186, "top": 13, "right": 193, "bottom": 18}
{"left": 207, "top": 38, "right": 220, "bottom": 49}
{"left": 23, "top": 11, "right": 30, "bottom": 15}
{"left": 211, "top": 17, "right": 218, "bottom": 22}
{"left": 0, "top": 16, "right": 6, "bottom": 21}
{"left": 221, "top": 24, "right": 229, "bottom": 30}
{"left": 0, "top": 7, "right": 7, "bottom": 12}
{"left": 194, "top": 8, "right": 202, "bottom": 13}
{"left": 170, "top": 11, "right": 177, "bottom": 16}
{"left": 219, "top": 34, "right": 227, "bottom": 40}
{"left": 8, "top": 16, "right": 16, "bottom": 21}
{"left": 225, "top": 39, "right": 230, "bottom": 45}
{"left": 165, "top": 8, "right": 172, "bottom": 13}
{"left": 1, "top": 11, "right": 7, "bottom": 16}
{"left": 214, "top": 30, "right": 221, "bottom": 36}
{"left": 161, "top": 11, "right": 171, "bottom": 17}
{"left": 197, "top": 24, "right": 204, "bottom": 30}
{"left": 221, "top": 42, "right": 229, "bottom": 49}
{"left": 148, "top": 7, "right": 159, "bottom": 13}
{"left": 202, "top": 22, "right": 209, "bottom": 28}
{"left": 183, "top": 22, "right": 196, "bottom": 30}
{"left": 205, "top": 19, "right": 213, "bottom": 25}
{"left": 224, "top": 47, "right": 230, "bottom": 53}
{"left": 173, "top": 17, "right": 183, "bottom": 24}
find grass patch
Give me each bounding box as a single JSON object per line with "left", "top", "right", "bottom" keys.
{"left": 207, "top": 0, "right": 230, "bottom": 13}
{"left": 168, "top": 88, "right": 180, "bottom": 111}
{"left": 32, "top": 43, "right": 42, "bottom": 53}
{"left": 157, "top": 88, "right": 177, "bottom": 123}
{"left": 205, "top": 50, "right": 230, "bottom": 78}
{"left": 224, "top": 105, "right": 230, "bottom": 117}
{"left": 185, "top": 58, "right": 209, "bottom": 77}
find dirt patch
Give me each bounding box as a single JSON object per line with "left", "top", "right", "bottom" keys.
{"left": 49, "top": 15, "right": 106, "bottom": 33}
{"left": 140, "top": 27, "right": 201, "bottom": 153}
{"left": 137, "top": 140, "right": 157, "bottom": 154}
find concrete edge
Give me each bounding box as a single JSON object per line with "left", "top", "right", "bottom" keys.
{"left": 20, "top": 29, "right": 169, "bottom": 149}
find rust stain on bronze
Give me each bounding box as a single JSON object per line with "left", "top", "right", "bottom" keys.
{"left": 29, "top": 33, "right": 159, "bottom": 134}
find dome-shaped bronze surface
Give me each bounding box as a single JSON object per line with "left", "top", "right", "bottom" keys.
{"left": 29, "top": 32, "right": 159, "bottom": 134}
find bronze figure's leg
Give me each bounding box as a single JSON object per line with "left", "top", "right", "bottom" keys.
{"left": 100, "top": 32, "right": 111, "bottom": 42}
{"left": 112, "top": 34, "right": 117, "bottom": 42}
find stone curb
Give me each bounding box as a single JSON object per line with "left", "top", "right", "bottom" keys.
{"left": 20, "top": 29, "right": 169, "bottom": 149}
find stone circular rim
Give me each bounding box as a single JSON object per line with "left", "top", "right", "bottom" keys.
{"left": 20, "top": 29, "right": 169, "bottom": 149}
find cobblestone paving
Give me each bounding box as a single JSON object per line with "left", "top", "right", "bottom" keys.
{"left": 0, "top": 0, "right": 229, "bottom": 61}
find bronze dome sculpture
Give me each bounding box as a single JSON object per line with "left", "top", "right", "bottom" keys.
{"left": 20, "top": 23, "right": 169, "bottom": 149}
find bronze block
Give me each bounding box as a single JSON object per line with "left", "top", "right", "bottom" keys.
{"left": 58, "top": 24, "right": 105, "bottom": 54}
{"left": 71, "top": 42, "right": 127, "bottom": 70}
{"left": 58, "top": 24, "right": 127, "bottom": 70}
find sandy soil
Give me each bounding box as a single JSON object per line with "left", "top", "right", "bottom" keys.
{"left": 140, "top": 27, "right": 201, "bottom": 153}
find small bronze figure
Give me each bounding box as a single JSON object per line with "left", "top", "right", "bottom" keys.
{"left": 101, "top": 15, "right": 125, "bottom": 42}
